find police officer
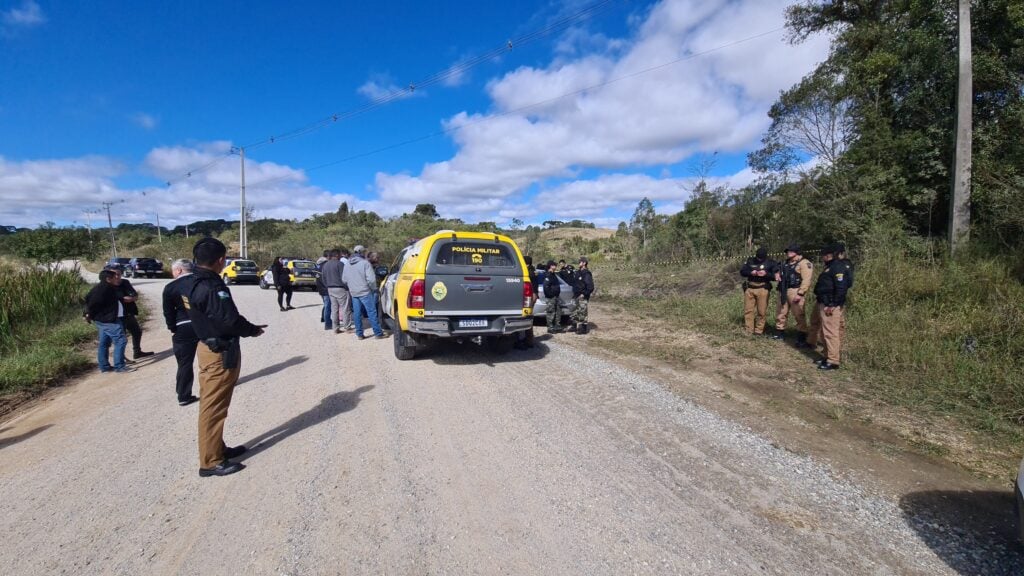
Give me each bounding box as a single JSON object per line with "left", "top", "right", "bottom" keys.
{"left": 772, "top": 243, "right": 814, "bottom": 346}
{"left": 162, "top": 259, "right": 199, "bottom": 406}
{"left": 569, "top": 256, "right": 594, "bottom": 334}
{"left": 543, "top": 260, "right": 563, "bottom": 333}
{"left": 807, "top": 243, "right": 854, "bottom": 370}
{"left": 186, "top": 238, "right": 266, "bottom": 477}
{"left": 740, "top": 247, "right": 775, "bottom": 335}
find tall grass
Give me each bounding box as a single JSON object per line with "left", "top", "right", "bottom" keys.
{"left": 0, "top": 262, "right": 93, "bottom": 396}
{"left": 0, "top": 264, "right": 87, "bottom": 351}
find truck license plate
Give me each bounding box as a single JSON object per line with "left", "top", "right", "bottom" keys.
{"left": 458, "top": 319, "right": 488, "bottom": 328}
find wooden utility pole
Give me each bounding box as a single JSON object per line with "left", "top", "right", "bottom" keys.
{"left": 101, "top": 201, "right": 118, "bottom": 259}
{"left": 950, "top": 0, "right": 972, "bottom": 253}
{"left": 156, "top": 213, "right": 162, "bottom": 243}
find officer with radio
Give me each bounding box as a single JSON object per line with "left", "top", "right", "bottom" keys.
{"left": 807, "top": 243, "right": 854, "bottom": 371}
{"left": 773, "top": 244, "right": 814, "bottom": 346}
{"left": 186, "top": 237, "right": 266, "bottom": 477}
{"left": 543, "top": 260, "right": 564, "bottom": 334}
{"left": 739, "top": 247, "right": 776, "bottom": 335}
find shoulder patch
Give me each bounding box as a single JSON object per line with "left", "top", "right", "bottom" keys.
{"left": 835, "top": 273, "right": 844, "bottom": 282}
{"left": 217, "top": 291, "right": 231, "bottom": 300}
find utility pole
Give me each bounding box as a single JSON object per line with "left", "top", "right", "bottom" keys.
{"left": 950, "top": 0, "right": 972, "bottom": 254}
{"left": 101, "top": 201, "right": 118, "bottom": 260}
{"left": 239, "top": 147, "right": 247, "bottom": 258}
{"left": 156, "top": 213, "right": 162, "bottom": 243}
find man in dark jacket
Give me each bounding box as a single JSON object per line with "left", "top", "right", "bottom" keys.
{"left": 162, "top": 259, "right": 199, "bottom": 406}
{"left": 185, "top": 237, "right": 265, "bottom": 477}
{"left": 739, "top": 247, "right": 776, "bottom": 335}
{"left": 84, "top": 269, "right": 133, "bottom": 373}
{"left": 543, "top": 260, "right": 563, "bottom": 333}
{"left": 116, "top": 275, "right": 153, "bottom": 360}
{"left": 807, "top": 243, "right": 854, "bottom": 371}
{"left": 320, "top": 249, "right": 351, "bottom": 333}
{"left": 569, "top": 257, "right": 595, "bottom": 334}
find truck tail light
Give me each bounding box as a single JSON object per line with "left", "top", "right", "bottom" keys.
{"left": 523, "top": 281, "right": 533, "bottom": 309}
{"left": 408, "top": 279, "right": 425, "bottom": 309}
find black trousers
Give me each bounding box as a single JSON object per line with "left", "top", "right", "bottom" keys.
{"left": 172, "top": 323, "right": 199, "bottom": 401}
{"left": 277, "top": 285, "right": 293, "bottom": 307}
{"left": 123, "top": 314, "right": 143, "bottom": 354}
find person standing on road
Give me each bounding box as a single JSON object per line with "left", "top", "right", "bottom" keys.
{"left": 543, "top": 260, "right": 563, "bottom": 334}
{"left": 115, "top": 274, "right": 154, "bottom": 360}
{"left": 83, "top": 269, "right": 134, "bottom": 373}
{"left": 185, "top": 237, "right": 265, "bottom": 477}
{"left": 321, "top": 249, "right": 351, "bottom": 334}
{"left": 807, "top": 243, "right": 854, "bottom": 371}
{"left": 772, "top": 244, "right": 814, "bottom": 346}
{"left": 343, "top": 245, "right": 385, "bottom": 340}
{"left": 162, "top": 259, "right": 199, "bottom": 406}
{"left": 739, "top": 247, "right": 775, "bottom": 336}
{"left": 569, "top": 257, "right": 594, "bottom": 334}
{"left": 271, "top": 256, "right": 294, "bottom": 312}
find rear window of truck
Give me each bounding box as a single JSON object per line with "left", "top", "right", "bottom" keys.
{"left": 433, "top": 242, "right": 516, "bottom": 268}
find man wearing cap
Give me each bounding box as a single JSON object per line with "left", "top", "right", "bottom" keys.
{"left": 807, "top": 243, "right": 854, "bottom": 370}
{"left": 772, "top": 244, "right": 814, "bottom": 346}
{"left": 739, "top": 247, "right": 776, "bottom": 335}
{"left": 568, "top": 257, "right": 594, "bottom": 334}
{"left": 542, "top": 260, "right": 563, "bottom": 333}
{"left": 343, "top": 245, "right": 386, "bottom": 340}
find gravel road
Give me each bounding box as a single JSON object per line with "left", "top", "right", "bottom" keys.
{"left": 0, "top": 276, "right": 1019, "bottom": 575}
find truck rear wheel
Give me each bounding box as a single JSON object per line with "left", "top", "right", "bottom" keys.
{"left": 393, "top": 328, "right": 416, "bottom": 361}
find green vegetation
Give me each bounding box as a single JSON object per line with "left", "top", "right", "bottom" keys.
{"left": 0, "top": 261, "right": 94, "bottom": 396}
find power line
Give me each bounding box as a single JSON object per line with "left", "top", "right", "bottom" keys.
{"left": 164, "top": 0, "right": 624, "bottom": 186}
{"left": 246, "top": 27, "right": 786, "bottom": 192}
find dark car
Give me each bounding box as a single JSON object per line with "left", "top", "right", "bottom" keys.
{"left": 105, "top": 257, "right": 131, "bottom": 272}
{"left": 127, "top": 257, "right": 164, "bottom": 278}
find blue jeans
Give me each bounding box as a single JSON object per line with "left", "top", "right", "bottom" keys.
{"left": 350, "top": 293, "right": 383, "bottom": 337}
{"left": 96, "top": 321, "right": 127, "bottom": 371}
{"left": 321, "top": 294, "right": 332, "bottom": 327}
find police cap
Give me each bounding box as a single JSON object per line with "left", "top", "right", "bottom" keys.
{"left": 832, "top": 242, "right": 846, "bottom": 254}
{"left": 755, "top": 247, "right": 767, "bottom": 260}
{"left": 785, "top": 243, "right": 801, "bottom": 254}
{"left": 820, "top": 243, "right": 837, "bottom": 255}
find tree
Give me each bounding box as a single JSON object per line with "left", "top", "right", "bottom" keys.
{"left": 630, "top": 197, "right": 656, "bottom": 249}
{"left": 413, "top": 203, "right": 439, "bottom": 218}
{"left": 337, "top": 201, "right": 350, "bottom": 220}
{"left": 6, "top": 224, "right": 97, "bottom": 266}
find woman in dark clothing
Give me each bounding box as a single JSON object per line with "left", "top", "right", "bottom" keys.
{"left": 271, "top": 257, "right": 294, "bottom": 311}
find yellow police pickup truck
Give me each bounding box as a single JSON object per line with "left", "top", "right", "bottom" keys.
{"left": 222, "top": 258, "right": 260, "bottom": 284}
{"left": 379, "top": 230, "right": 534, "bottom": 360}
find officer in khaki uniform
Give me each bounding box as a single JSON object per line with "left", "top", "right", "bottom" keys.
{"left": 739, "top": 247, "right": 775, "bottom": 335}
{"left": 807, "top": 243, "right": 854, "bottom": 370}
{"left": 772, "top": 243, "right": 814, "bottom": 347}
{"left": 185, "top": 238, "right": 266, "bottom": 477}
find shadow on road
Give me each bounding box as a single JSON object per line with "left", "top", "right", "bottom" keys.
{"left": 0, "top": 424, "right": 53, "bottom": 451}
{"left": 237, "top": 385, "right": 374, "bottom": 462}
{"left": 422, "top": 339, "right": 551, "bottom": 366}
{"left": 900, "top": 490, "right": 1023, "bottom": 575}
{"left": 237, "top": 355, "right": 309, "bottom": 386}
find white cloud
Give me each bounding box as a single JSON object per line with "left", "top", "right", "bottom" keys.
{"left": 372, "top": 0, "right": 829, "bottom": 224}
{"left": 2, "top": 0, "right": 45, "bottom": 28}
{"left": 0, "top": 144, "right": 386, "bottom": 228}
{"left": 130, "top": 112, "right": 159, "bottom": 131}
{"left": 357, "top": 73, "right": 421, "bottom": 102}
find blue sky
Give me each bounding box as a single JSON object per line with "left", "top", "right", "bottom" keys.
{"left": 0, "top": 0, "right": 828, "bottom": 229}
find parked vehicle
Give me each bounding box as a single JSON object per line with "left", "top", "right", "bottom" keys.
{"left": 222, "top": 258, "right": 260, "bottom": 284}
{"left": 532, "top": 269, "right": 576, "bottom": 323}
{"left": 127, "top": 257, "right": 164, "bottom": 278}
{"left": 379, "top": 230, "right": 534, "bottom": 360}
{"left": 258, "top": 259, "right": 319, "bottom": 290}
{"left": 104, "top": 257, "right": 131, "bottom": 272}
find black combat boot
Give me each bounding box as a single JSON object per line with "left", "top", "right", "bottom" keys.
{"left": 567, "top": 323, "right": 577, "bottom": 332}
{"left": 795, "top": 332, "right": 811, "bottom": 348}
{"left": 578, "top": 322, "right": 589, "bottom": 335}
{"left": 769, "top": 328, "right": 784, "bottom": 340}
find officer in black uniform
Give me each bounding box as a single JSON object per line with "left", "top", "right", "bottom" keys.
{"left": 807, "top": 243, "right": 854, "bottom": 370}
{"left": 162, "top": 259, "right": 199, "bottom": 406}
{"left": 186, "top": 237, "right": 266, "bottom": 477}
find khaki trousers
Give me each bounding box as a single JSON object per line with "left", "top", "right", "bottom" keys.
{"left": 743, "top": 287, "right": 770, "bottom": 334}
{"left": 776, "top": 288, "right": 808, "bottom": 332}
{"left": 197, "top": 343, "right": 241, "bottom": 469}
{"left": 808, "top": 303, "right": 845, "bottom": 365}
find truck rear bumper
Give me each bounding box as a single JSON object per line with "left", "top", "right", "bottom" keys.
{"left": 407, "top": 316, "right": 532, "bottom": 337}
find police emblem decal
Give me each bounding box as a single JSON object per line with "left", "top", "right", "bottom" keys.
{"left": 431, "top": 281, "right": 448, "bottom": 301}
{"left": 471, "top": 253, "right": 484, "bottom": 265}
{"left": 217, "top": 291, "right": 231, "bottom": 299}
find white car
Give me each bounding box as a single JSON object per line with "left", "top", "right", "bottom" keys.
{"left": 532, "top": 270, "right": 576, "bottom": 321}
